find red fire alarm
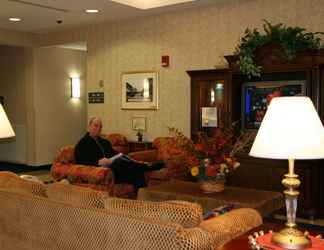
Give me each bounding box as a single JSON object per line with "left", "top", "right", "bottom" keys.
{"left": 161, "top": 55, "right": 169, "bottom": 67}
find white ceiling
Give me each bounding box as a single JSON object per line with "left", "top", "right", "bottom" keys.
{"left": 0, "top": 0, "right": 218, "bottom": 34}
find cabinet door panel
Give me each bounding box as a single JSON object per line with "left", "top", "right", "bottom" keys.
{"left": 188, "top": 69, "right": 230, "bottom": 141}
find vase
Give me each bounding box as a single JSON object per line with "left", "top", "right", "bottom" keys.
{"left": 199, "top": 179, "right": 225, "bottom": 193}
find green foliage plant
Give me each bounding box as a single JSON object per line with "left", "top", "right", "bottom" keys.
{"left": 235, "top": 20, "right": 324, "bottom": 78}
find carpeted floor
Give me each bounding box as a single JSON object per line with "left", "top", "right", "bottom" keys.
{"left": 21, "top": 169, "right": 53, "bottom": 183}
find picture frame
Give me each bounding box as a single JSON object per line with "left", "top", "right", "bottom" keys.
{"left": 121, "top": 71, "right": 158, "bottom": 109}
{"left": 201, "top": 107, "right": 217, "bottom": 127}
{"left": 132, "top": 116, "right": 147, "bottom": 131}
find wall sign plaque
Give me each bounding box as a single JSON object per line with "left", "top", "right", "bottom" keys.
{"left": 88, "top": 92, "right": 104, "bottom": 103}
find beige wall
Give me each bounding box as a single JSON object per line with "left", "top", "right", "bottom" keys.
{"left": 83, "top": 0, "right": 324, "bottom": 140}
{"left": 0, "top": 46, "right": 87, "bottom": 165}
{"left": 0, "top": 28, "right": 38, "bottom": 47}
{"left": 0, "top": 46, "right": 28, "bottom": 124}
{"left": 0, "top": 45, "right": 30, "bottom": 163}
{"left": 33, "top": 47, "right": 87, "bottom": 165}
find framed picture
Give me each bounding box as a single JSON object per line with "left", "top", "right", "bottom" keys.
{"left": 201, "top": 107, "right": 217, "bottom": 127}
{"left": 121, "top": 71, "right": 158, "bottom": 109}
{"left": 132, "top": 116, "right": 146, "bottom": 131}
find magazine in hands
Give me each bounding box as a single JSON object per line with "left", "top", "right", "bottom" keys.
{"left": 109, "top": 153, "right": 123, "bottom": 162}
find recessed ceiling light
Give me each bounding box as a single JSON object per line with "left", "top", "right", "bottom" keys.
{"left": 111, "top": 0, "right": 195, "bottom": 9}
{"left": 85, "top": 9, "right": 99, "bottom": 13}
{"left": 9, "top": 17, "right": 21, "bottom": 22}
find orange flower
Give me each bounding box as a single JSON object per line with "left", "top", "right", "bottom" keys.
{"left": 191, "top": 166, "right": 199, "bottom": 176}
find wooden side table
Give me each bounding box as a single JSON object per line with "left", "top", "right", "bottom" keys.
{"left": 128, "top": 141, "right": 153, "bottom": 152}
{"left": 220, "top": 223, "right": 324, "bottom": 250}
{"left": 220, "top": 223, "right": 277, "bottom": 250}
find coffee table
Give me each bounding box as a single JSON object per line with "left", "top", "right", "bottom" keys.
{"left": 138, "top": 180, "right": 284, "bottom": 217}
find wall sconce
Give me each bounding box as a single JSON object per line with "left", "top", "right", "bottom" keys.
{"left": 71, "top": 77, "right": 81, "bottom": 98}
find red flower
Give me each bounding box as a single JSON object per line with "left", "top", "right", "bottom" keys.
{"left": 195, "top": 143, "right": 205, "bottom": 152}
{"left": 205, "top": 165, "right": 219, "bottom": 177}
{"left": 214, "top": 156, "right": 224, "bottom": 164}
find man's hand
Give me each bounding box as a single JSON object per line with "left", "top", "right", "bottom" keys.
{"left": 98, "top": 157, "right": 113, "bottom": 167}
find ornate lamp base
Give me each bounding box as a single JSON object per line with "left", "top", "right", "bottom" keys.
{"left": 272, "top": 227, "right": 311, "bottom": 250}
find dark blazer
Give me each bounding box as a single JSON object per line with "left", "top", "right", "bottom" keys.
{"left": 74, "top": 132, "right": 118, "bottom": 166}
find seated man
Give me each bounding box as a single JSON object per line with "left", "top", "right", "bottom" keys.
{"left": 74, "top": 117, "right": 164, "bottom": 191}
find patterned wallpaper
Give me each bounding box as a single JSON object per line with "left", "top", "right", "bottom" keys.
{"left": 39, "top": 0, "right": 324, "bottom": 140}
{"left": 0, "top": 29, "right": 38, "bottom": 47}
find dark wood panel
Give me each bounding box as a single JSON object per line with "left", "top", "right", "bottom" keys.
{"left": 128, "top": 141, "right": 153, "bottom": 152}
{"left": 187, "top": 69, "right": 231, "bottom": 141}
{"left": 227, "top": 154, "right": 321, "bottom": 218}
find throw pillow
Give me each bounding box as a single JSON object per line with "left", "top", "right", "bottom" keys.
{"left": 203, "top": 204, "right": 236, "bottom": 220}
{"left": 54, "top": 145, "right": 75, "bottom": 164}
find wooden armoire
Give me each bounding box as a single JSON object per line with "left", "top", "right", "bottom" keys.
{"left": 187, "top": 44, "right": 324, "bottom": 219}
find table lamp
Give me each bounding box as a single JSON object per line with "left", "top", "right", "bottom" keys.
{"left": 0, "top": 104, "right": 15, "bottom": 139}
{"left": 249, "top": 96, "right": 324, "bottom": 249}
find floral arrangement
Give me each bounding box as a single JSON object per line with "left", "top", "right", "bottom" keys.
{"left": 168, "top": 124, "right": 255, "bottom": 182}
{"left": 190, "top": 157, "right": 239, "bottom": 182}
{"left": 190, "top": 127, "right": 240, "bottom": 182}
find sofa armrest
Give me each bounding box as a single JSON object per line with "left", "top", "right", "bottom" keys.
{"left": 51, "top": 163, "right": 114, "bottom": 191}
{"left": 198, "top": 208, "right": 262, "bottom": 248}
{"left": 51, "top": 162, "right": 71, "bottom": 180}
{"left": 128, "top": 149, "right": 158, "bottom": 162}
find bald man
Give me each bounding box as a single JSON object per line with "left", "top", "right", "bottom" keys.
{"left": 74, "top": 117, "right": 164, "bottom": 191}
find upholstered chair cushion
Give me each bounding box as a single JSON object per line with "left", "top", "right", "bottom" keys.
{"left": 150, "top": 137, "right": 200, "bottom": 182}
{"left": 153, "top": 137, "right": 200, "bottom": 169}
{"left": 54, "top": 145, "right": 75, "bottom": 164}
{"left": 47, "top": 182, "right": 108, "bottom": 208}
{"left": 66, "top": 165, "right": 112, "bottom": 185}
{"left": 103, "top": 133, "right": 129, "bottom": 154}
{"left": 104, "top": 197, "right": 203, "bottom": 228}
{"left": 0, "top": 171, "right": 47, "bottom": 197}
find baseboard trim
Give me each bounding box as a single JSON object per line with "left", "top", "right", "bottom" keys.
{"left": 0, "top": 162, "right": 51, "bottom": 173}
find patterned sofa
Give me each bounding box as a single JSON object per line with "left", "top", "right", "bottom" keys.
{"left": 51, "top": 135, "right": 198, "bottom": 196}
{"left": 0, "top": 171, "right": 263, "bottom": 250}
{"left": 130, "top": 137, "right": 200, "bottom": 186}
{"left": 51, "top": 133, "right": 134, "bottom": 197}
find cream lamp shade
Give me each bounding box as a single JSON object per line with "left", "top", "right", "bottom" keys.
{"left": 249, "top": 96, "right": 324, "bottom": 159}
{"left": 0, "top": 104, "right": 15, "bottom": 138}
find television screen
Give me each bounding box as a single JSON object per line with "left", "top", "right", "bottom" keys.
{"left": 242, "top": 80, "right": 305, "bottom": 129}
